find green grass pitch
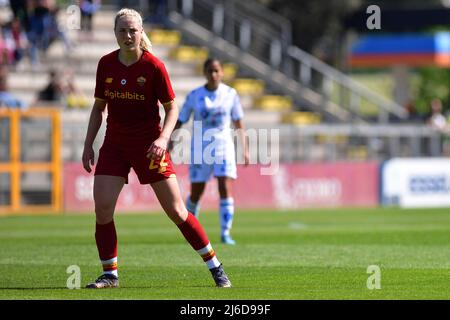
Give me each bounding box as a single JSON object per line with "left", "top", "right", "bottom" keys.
{"left": 0, "top": 208, "right": 449, "bottom": 299}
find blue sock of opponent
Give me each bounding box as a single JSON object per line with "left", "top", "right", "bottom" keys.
{"left": 186, "top": 195, "right": 200, "bottom": 218}
{"left": 220, "top": 197, "right": 235, "bottom": 243}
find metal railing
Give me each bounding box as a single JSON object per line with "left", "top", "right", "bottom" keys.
{"left": 286, "top": 46, "right": 408, "bottom": 123}
{"left": 0, "top": 108, "right": 62, "bottom": 214}
{"left": 168, "top": 0, "right": 291, "bottom": 70}
{"left": 0, "top": 109, "right": 444, "bottom": 207}
{"left": 167, "top": 0, "right": 408, "bottom": 123}
{"left": 57, "top": 110, "right": 444, "bottom": 163}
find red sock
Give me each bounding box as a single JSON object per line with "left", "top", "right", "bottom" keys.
{"left": 95, "top": 220, "right": 118, "bottom": 261}
{"left": 177, "top": 213, "right": 210, "bottom": 250}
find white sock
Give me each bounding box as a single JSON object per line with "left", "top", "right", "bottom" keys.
{"left": 220, "top": 198, "right": 234, "bottom": 237}
{"left": 197, "top": 243, "right": 221, "bottom": 269}
{"left": 101, "top": 257, "right": 118, "bottom": 277}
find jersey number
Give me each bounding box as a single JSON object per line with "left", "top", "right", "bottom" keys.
{"left": 149, "top": 153, "right": 168, "bottom": 173}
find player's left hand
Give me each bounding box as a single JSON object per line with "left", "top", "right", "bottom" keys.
{"left": 146, "top": 136, "right": 169, "bottom": 160}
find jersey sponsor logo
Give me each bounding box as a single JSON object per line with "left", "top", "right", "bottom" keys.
{"left": 137, "top": 76, "right": 146, "bottom": 87}
{"left": 104, "top": 89, "right": 145, "bottom": 101}
{"left": 105, "top": 77, "right": 113, "bottom": 83}
{"left": 121, "top": 79, "right": 126, "bottom": 85}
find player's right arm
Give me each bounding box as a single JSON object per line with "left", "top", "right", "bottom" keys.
{"left": 82, "top": 98, "right": 107, "bottom": 173}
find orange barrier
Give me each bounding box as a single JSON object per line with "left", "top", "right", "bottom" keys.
{"left": 0, "top": 108, "right": 62, "bottom": 215}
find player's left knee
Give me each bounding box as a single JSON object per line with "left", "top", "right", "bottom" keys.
{"left": 167, "top": 201, "right": 188, "bottom": 222}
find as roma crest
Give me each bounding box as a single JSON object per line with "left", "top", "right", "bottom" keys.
{"left": 137, "top": 76, "right": 146, "bottom": 87}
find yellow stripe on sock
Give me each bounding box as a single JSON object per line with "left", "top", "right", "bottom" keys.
{"left": 201, "top": 249, "right": 216, "bottom": 262}
{"left": 102, "top": 261, "right": 118, "bottom": 271}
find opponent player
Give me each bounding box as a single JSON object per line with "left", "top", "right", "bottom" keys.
{"left": 171, "top": 58, "right": 249, "bottom": 245}
{"left": 81, "top": 8, "right": 231, "bottom": 288}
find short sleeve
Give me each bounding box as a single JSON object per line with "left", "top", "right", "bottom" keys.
{"left": 94, "top": 58, "right": 105, "bottom": 100}
{"left": 178, "top": 91, "right": 194, "bottom": 123}
{"left": 155, "top": 62, "right": 175, "bottom": 104}
{"left": 231, "top": 90, "right": 244, "bottom": 121}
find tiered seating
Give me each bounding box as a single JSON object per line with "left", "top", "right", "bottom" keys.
{"left": 254, "top": 95, "right": 292, "bottom": 112}
{"left": 5, "top": 8, "right": 325, "bottom": 163}
{"left": 148, "top": 28, "right": 182, "bottom": 46}
{"left": 169, "top": 45, "right": 209, "bottom": 63}
{"left": 281, "top": 111, "right": 321, "bottom": 125}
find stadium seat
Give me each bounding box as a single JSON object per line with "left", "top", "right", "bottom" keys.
{"left": 231, "top": 78, "right": 265, "bottom": 96}
{"left": 280, "top": 111, "right": 321, "bottom": 125}
{"left": 148, "top": 29, "right": 181, "bottom": 46}
{"left": 222, "top": 63, "right": 238, "bottom": 82}
{"left": 254, "top": 95, "right": 293, "bottom": 112}
{"left": 316, "top": 134, "right": 349, "bottom": 144}
{"left": 169, "top": 46, "right": 209, "bottom": 63}
{"left": 346, "top": 146, "right": 369, "bottom": 160}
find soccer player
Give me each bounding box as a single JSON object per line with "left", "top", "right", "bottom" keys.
{"left": 171, "top": 58, "right": 249, "bottom": 245}
{"left": 81, "top": 8, "right": 231, "bottom": 288}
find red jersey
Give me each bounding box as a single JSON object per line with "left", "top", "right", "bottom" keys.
{"left": 95, "top": 49, "right": 175, "bottom": 144}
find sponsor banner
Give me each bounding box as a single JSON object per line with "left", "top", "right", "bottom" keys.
{"left": 63, "top": 162, "right": 378, "bottom": 212}
{"left": 270, "top": 162, "right": 379, "bottom": 208}
{"left": 381, "top": 158, "right": 450, "bottom": 208}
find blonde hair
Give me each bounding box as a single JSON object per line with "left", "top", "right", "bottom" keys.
{"left": 114, "top": 8, "right": 153, "bottom": 53}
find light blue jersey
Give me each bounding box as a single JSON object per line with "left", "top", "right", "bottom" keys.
{"left": 179, "top": 83, "right": 243, "bottom": 132}
{"left": 179, "top": 83, "right": 244, "bottom": 181}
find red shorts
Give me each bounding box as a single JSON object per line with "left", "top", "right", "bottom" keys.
{"left": 95, "top": 140, "right": 176, "bottom": 184}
